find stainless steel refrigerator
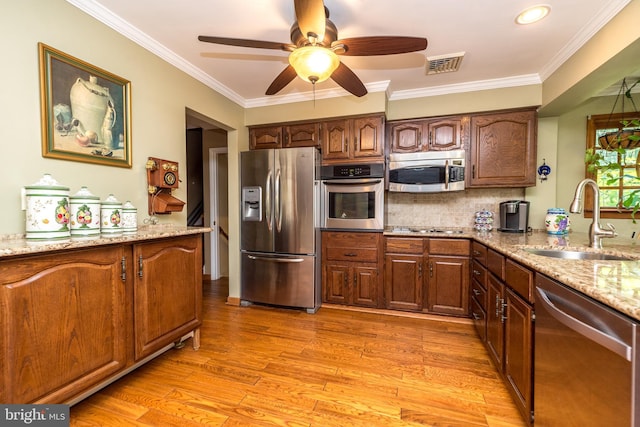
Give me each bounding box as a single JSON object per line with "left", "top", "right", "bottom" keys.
{"left": 240, "top": 147, "right": 321, "bottom": 313}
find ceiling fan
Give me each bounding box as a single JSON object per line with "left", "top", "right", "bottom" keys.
{"left": 198, "top": 0, "right": 428, "bottom": 97}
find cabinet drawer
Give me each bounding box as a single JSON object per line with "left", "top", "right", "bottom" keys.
{"left": 472, "top": 241, "right": 487, "bottom": 265}
{"left": 323, "top": 231, "right": 380, "bottom": 249}
{"left": 471, "top": 259, "right": 487, "bottom": 289}
{"left": 385, "top": 237, "right": 424, "bottom": 254}
{"left": 487, "top": 248, "right": 505, "bottom": 280}
{"left": 428, "top": 238, "right": 470, "bottom": 256}
{"left": 471, "top": 278, "right": 487, "bottom": 310}
{"left": 505, "top": 258, "right": 534, "bottom": 303}
{"left": 326, "top": 247, "right": 378, "bottom": 262}
{"left": 470, "top": 297, "right": 486, "bottom": 342}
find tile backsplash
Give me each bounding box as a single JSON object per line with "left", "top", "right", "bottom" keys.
{"left": 386, "top": 188, "right": 525, "bottom": 229}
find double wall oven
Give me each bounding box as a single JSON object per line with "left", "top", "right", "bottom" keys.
{"left": 321, "top": 163, "right": 384, "bottom": 231}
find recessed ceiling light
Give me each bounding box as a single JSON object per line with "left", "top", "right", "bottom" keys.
{"left": 515, "top": 5, "right": 551, "bottom": 25}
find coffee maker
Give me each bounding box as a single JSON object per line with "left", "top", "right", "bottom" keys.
{"left": 498, "top": 200, "right": 530, "bottom": 232}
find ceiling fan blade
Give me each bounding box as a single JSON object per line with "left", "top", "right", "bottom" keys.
{"left": 198, "top": 35, "right": 294, "bottom": 51}
{"left": 265, "top": 65, "right": 298, "bottom": 95}
{"left": 335, "top": 36, "right": 428, "bottom": 56}
{"left": 330, "top": 62, "right": 367, "bottom": 97}
{"left": 294, "top": 0, "right": 326, "bottom": 42}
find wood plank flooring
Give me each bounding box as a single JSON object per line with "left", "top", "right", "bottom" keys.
{"left": 70, "top": 279, "right": 526, "bottom": 426}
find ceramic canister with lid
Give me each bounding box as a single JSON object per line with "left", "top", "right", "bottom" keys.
{"left": 545, "top": 208, "right": 570, "bottom": 234}
{"left": 121, "top": 201, "right": 137, "bottom": 234}
{"left": 24, "top": 174, "right": 71, "bottom": 240}
{"left": 100, "top": 194, "right": 122, "bottom": 234}
{"left": 70, "top": 186, "right": 101, "bottom": 236}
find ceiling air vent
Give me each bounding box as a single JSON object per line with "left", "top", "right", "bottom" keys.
{"left": 426, "top": 52, "right": 465, "bottom": 75}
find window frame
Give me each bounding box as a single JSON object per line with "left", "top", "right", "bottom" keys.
{"left": 585, "top": 112, "right": 640, "bottom": 219}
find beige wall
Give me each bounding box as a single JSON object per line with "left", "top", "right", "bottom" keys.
{"left": 2, "top": 1, "right": 245, "bottom": 296}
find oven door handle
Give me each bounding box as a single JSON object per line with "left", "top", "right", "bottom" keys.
{"left": 322, "top": 179, "right": 382, "bottom": 185}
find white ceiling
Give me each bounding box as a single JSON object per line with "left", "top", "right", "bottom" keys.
{"left": 69, "top": 0, "right": 634, "bottom": 108}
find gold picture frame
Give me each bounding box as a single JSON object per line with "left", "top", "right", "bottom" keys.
{"left": 38, "top": 43, "right": 132, "bottom": 168}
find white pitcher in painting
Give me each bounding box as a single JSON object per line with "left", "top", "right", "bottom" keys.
{"left": 70, "top": 75, "right": 115, "bottom": 148}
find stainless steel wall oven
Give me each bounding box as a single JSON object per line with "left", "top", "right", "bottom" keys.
{"left": 321, "top": 163, "right": 384, "bottom": 231}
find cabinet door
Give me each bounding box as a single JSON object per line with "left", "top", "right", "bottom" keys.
{"left": 469, "top": 109, "right": 537, "bottom": 187}
{"left": 384, "top": 254, "right": 422, "bottom": 311}
{"left": 388, "top": 121, "right": 425, "bottom": 153}
{"left": 486, "top": 273, "right": 505, "bottom": 371}
{"left": 0, "top": 246, "right": 127, "bottom": 403}
{"left": 427, "top": 118, "right": 462, "bottom": 151}
{"left": 250, "top": 125, "right": 283, "bottom": 150}
{"left": 352, "top": 115, "right": 384, "bottom": 159}
{"left": 284, "top": 122, "right": 321, "bottom": 148}
{"left": 322, "top": 119, "right": 350, "bottom": 161}
{"left": 323, "top": 262, "right": 350, "bottom": 304}
{"left": 504, "top": 288, "right": 533, "bottom": 423}
{"left": 353, "top": 264, "right": 379, "bottom": 307}
{"left": 133, "top": 235, "right": 202, "bottom": 360}
{"left": 427, "top": 255, "right": 470, "bottom": 316}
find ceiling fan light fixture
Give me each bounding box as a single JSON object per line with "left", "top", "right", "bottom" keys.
{"left": 289, "top": 46, "right": 340, "bottom": 84}
{"left": 515, "top": 5, "right": 551, "bottom": 25}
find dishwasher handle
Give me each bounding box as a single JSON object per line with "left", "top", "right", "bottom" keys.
{"left": 536, "top": 286, "right": 632, "bottom": 361}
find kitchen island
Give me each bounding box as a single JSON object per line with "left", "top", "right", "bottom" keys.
{"left": 0, "top": 226, "right": 209, "bottom": 404}
{"left": 384, "top": 227, "right": 640, "bottom": 322}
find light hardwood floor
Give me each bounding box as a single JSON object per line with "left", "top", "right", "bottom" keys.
{"left": 70, "top": 279, "right": 526, "bottom": 426}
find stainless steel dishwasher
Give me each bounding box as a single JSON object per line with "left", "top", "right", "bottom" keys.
{"left": 534, "top": 274, "right": 639, "bottom": 426}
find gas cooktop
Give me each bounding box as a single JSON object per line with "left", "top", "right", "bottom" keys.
{"left": 389, "top": 226, "right": 464, "bottom": 234}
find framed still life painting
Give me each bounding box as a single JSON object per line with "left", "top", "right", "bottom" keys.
{"left": 38, "top": 42, "right": 132, "bottom": 168}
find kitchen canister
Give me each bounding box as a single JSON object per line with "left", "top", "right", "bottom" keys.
{"left": 100, "top": 194, "right": 123, "bottom": 234}
{"left": 24, "top": 174, "right": 71, "bottom": 240}
{"left": 545, "top": 208, "right": 570, "bottom": 234}
{"left": 121, "top": 201, "right": 137, "bottom": 234}
{"left": 70, "top": 186, "right": 101, "bottom": 236}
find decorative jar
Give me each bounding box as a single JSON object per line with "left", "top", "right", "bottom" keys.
{"left": 100, "top": 194, "right": 122, "bottom": 234}
{"left": 70, "top": 186, "right": 101, "bottom": 236}
{"left": 24, "top": 174, "right": 70, "bottom": 240}
{"left": 121, "top": 201, "right": 137, "bottom": 234}
{"left": 545, "top": 208, "right": 570, "bottom": 234}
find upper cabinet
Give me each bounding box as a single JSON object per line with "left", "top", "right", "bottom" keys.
{"left": 387, "top": 116, "right": 468, "bottom": 153}
{"left": 249, "top": 122, "right": 321, "bottom": 150}
{"left": 468, "top": 108, "right": 538, "bottom": 187}
{"left": 321, "top": 114, "right": 384, "bottom": 163}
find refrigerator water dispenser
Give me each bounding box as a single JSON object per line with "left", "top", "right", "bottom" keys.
{"left": 242, "top": 186, "right": 262, "bottom": 221}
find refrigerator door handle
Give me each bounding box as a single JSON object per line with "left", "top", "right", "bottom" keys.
{"left": 265, "top": 169, "right": 273, "bottom": 231}
{"left": 275, "top": 168, "right": 282, "bottom": 232}
{"left": 247, "top": 254, "right": 305, "bottom": 263}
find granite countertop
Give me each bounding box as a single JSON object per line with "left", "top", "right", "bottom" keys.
{"left": 0, "top": 225, "right": 211, "bottom": 258}
{"left": 384, "top": 227, "right": 640, "bottom": 322}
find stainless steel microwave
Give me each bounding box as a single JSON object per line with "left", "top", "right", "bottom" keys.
{"left": 387, "top": 149, "right": 465, "bottom": 193}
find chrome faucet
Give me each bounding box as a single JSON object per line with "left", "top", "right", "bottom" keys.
{"left": 569, "top": 178, "right": 617, "bottom": 248}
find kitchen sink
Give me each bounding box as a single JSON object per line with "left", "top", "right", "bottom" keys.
{"left": 523, "top": 248, "right": 633, "bottom": 261}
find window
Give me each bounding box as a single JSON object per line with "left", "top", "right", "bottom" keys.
{"left": 586, "top": 113, "right": 640, "bottom": 219}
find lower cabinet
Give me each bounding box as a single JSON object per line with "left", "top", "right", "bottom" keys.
{"left": 0, "top": 234, "right": 203, "bottom": 404}
{"left": 384, "top": 237, "right": 424, "bottom": 311}
{"left": 426, "top": 238, "right": 470, "bottom": 316}
{"left": 322, "top": 231, "right": 382, "bottom": 308}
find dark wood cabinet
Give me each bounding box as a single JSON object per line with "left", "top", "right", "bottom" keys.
{"left": 387, "top": 116, "right": 467, "bottom": 153}
{"left": 426, "top": 238, "right": 470, "bottom": 316}
{"left": 133, "top": 235, "right": 203, "bottom": 361}
{"left": 384, "top": 237, "right": 424, "bottom": 311}
{"left": 0, "top": 246, "right": 128, "bottom": 404}
{"left": 476, "top": 245, "right": 534, "bottom": 425}
{"left": 0, "top": 234, "right": 204, "bottom": 404}
{"left": 249, "top": 122, "right": 321, "bottom": 150}
{"left": 468, "top": 108, "right": 537, "bottom": 187}
{"left": 322, "top": 114, "right": 384, "bottom": 163}
{"left": 322, "top": 231, "right": 382, "bottom": 308}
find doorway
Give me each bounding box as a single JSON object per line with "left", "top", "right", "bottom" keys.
{"left": 185, "top": 109, "right": 229, "bottom": 280}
